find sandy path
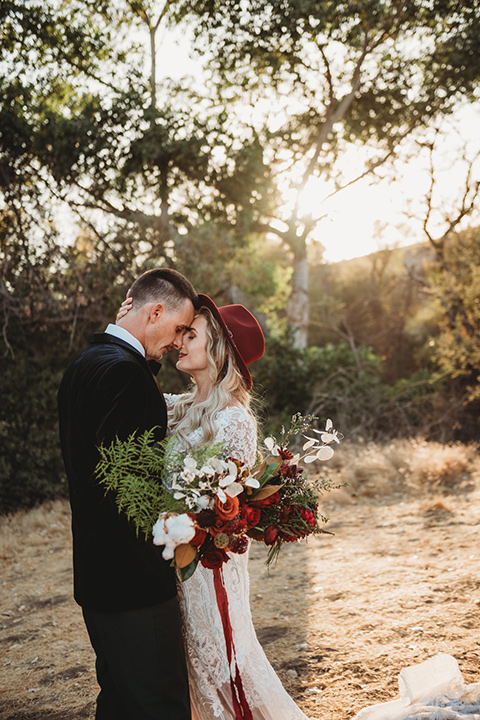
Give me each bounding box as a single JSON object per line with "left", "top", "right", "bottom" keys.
{"left": 1, "top": 487, "right": 480, "bottom": 719}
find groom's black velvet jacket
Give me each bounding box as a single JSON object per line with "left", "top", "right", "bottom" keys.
{"left": 58, "top": 333, "right": 176, "bottom": 612}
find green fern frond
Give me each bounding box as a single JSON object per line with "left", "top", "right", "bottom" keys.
{"left": 95, "top": 428, "right": 176, "bottom": 537}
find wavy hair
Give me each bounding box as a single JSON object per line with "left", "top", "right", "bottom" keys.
{"left": 168, "top": 307, "right": 257, "bottom": 448}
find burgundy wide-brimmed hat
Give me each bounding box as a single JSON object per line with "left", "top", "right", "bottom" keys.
{"left": 198, "top": 294, "right": 265, "bottom": 390}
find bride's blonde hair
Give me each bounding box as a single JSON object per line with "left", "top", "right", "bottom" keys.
{"left": 168, "top": 307, "right": 257, "bottom": 448}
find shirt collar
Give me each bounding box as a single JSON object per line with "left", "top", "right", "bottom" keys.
{"left": 105, "top": 323, "right": 146, "bottom": 358}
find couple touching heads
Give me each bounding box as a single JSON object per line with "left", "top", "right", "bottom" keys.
{"left": 58, "top": 268, "right": 310, "bottom": 720}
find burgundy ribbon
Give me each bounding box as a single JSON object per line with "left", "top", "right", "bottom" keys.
{"left": 213, "top": 566, "right": 254, "bottom": 720}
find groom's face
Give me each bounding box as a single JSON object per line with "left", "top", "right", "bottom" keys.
{"left": 144, "top": 299, "right": 195, "bottom": 360}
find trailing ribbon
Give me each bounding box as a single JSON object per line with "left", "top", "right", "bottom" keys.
{"left": 213, "top": 566, "right": 254, "bottom": 720}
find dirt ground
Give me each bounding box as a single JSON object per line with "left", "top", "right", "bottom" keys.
{"left": 1, "top": 481, "right": 480, "bottom": 720}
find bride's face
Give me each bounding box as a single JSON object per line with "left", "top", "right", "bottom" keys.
{"left": 176, "top": 314, "right": 209, "bottom": 376}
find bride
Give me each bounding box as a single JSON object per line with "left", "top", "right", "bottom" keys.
{"left": 119, "top": 293, "right": 311, "bottom": 720}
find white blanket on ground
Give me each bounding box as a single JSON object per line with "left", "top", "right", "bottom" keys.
{"left": 353, "top": 654, "right": 480, "bottom": 720}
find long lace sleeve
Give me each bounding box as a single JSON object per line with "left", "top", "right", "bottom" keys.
{"left": 216, "top": 406, "right": 258, "bottom": 468}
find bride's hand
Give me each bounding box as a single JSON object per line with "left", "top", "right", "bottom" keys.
{"left": 116, "top": 296, "right": 133, "bottom": 322}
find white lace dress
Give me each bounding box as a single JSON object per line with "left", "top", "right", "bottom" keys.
{"left": 164, "top": 395, "right": 310, "bottom": 720}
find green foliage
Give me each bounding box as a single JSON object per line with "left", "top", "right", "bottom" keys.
{"left": 426, "top": 226, "right": 480, "bottom": 400}
{"left": 254, "top": 330, "right": 381, "bottom": 425}
{"left": 95, "top": 430, "right": 176, "bottom": 537}
{"left": 0, "top": 359, "right": 66, "bottom": 514}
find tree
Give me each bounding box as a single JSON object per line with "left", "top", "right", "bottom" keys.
{"left": 173, "top": 0, "right": 480, "bottom": 347}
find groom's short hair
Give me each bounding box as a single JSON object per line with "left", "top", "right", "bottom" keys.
{"left": 129, "top": 268, "right": 198, "bottom": 311}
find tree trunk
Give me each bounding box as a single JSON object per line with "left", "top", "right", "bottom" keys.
{"left": 287, "top": 239, "right": 309, "bottom": 350}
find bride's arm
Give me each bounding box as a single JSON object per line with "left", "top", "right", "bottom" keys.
{"left": 221, "top": 408, "right": 258, "bottom": 468}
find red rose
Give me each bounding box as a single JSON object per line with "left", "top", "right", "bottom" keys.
{"left": 190, "top": 527, "right": 208, "bottom": 547}
{"left": 200, "top": 545, "right": 230, "bottom": 569}
{"left": 264, "top": 525, "right": 279, "bottom": 546}
{"left": 251, "top": 490, "right": 281, "bottom": 509}
{"left": 242, "top": 505, "right": 262, "bottom": 527}
{"left": 214, "top": 494, "right": 240, "bottom": 521}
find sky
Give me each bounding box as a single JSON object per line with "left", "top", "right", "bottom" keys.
{"left": 303, "top": 105, "right": 480, "bottom": 262}
{"left": 153, "top": 22, "right": 480, "bottom": 264}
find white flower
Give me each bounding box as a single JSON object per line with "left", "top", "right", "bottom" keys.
{"left": 312, "top": 419, "right": 341, "bottom": 444}
{"left": 183, "top": 456, "right": 198, "bottom": 471}
{"left": 208, "top": 457, "right": 225, "bottom": 473}
{"left": 195, "top": 495, "right": 213, "bottom": 510}
{"left": 225, "top": 482, "right": 244, "bottom": 498}
{"left": 218, "top": 459, "right": 239, "bottom": 488}
{"left": 167, "top": 513, "right": 195, "bottom": 543}
{"left": 304, "top": 446, "right": 335, "bottom": 463}
{"left": 245, "top": 474, "right": 260, "bottom": 489}
{"left": 216, "top": 487, "right": 227, "bottom": 503}
{"left": 316, "top": 446, "right": 335, "bottom": 461}
{"left": 264, "top": 437, "right": 280, "bottom": 455}
{"left": 152, "top": 513, "right": 169, "bottom": 546}
{"left": 200, "top": 463, "right": 216, "bottom": 476}
{"left": 179, "top": 455, "right": 199, "bottom": 482}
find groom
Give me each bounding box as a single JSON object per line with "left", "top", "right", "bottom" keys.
{"left": 58, "top": 268, "right": 197, "bottom": 720}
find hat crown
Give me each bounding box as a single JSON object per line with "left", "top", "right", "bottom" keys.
{"left": 197, "top": 294, "right": 265, "bottom": 389}
{"left": 218, "top": 305, "right": 265, "bottom": 366}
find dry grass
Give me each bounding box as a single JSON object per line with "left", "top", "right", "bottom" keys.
{"left": 321, "top": 438, "right": 480, "bottom": 504}
{"left": 0, "top": 500, "right": 70, "bottom": 560}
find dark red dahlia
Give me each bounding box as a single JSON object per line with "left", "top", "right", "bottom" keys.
{"left": 199, "top": 537, "right": 230, "bottom": 569}
{"left": 196, "top": 509, "right": 217, "bottom": 528}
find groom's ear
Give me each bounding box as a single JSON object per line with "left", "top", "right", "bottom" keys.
{"left": 149, "top": 303, "right": 164, "bottom": 322}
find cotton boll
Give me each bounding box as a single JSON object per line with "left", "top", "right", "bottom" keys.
{"left": 161, "top": 543, "right": 175, "bottom": 560}
{"left": 152, "top": 514, "right": 170, "bottom": 546}
{"left": 167, "top": 514, "right": 196, "bottom": 545}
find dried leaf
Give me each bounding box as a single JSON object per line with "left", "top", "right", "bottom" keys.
{"left": 175, "top": 543, "right": 197, "bottom": 568}
{"left": 252, "top": 460, "right": 268, "bottom": 478}
{"left": 252, "top": 483, "right": 284, "bottom": 501}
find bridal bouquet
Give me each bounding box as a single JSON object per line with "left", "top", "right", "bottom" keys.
{"left": 95, "top": 414, "right": 341, "bottom": 580}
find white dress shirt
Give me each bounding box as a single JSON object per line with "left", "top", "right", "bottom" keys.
{"left": 105, "top": 323, "right": 145, "bottom": 358}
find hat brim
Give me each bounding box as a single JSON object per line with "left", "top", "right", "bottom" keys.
{"left": 197, "top": 293, "right": 253, "bottom": 390}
